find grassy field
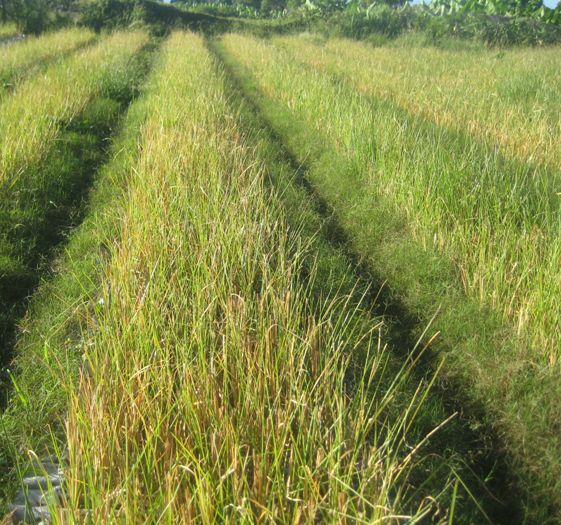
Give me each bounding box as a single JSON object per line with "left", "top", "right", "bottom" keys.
{"left": 274, "top": 35, "right": 561, "bottom": 359}
{"left": 1, "top": 31, "right": 471, "bottom": 522}
{"left": 0, "top": 26, "right": 560, "bottom": 524}
{"left": 0, "top": 29, "right": 94, "bottom": 96}
{"left": 0, "top": 30, "right": 148, "bottom": 374}
{"left": 0, "top": 31, "right": 146, "bottom": 186}
{"left": 278, "top": 35, "right": 561, "bottom": 174}
{"left": 215, "top": 33, "right": 561, "bottom": 521}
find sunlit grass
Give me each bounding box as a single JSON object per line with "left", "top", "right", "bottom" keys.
{"left": 272, "top": 35, "right": 561, "bottom": 367}
{"left": 220, "top": 33, "right": 561, "bottom": 362}
{"left": 0, "top": 26, "right": 150, "bottom": 410}
{"left": 0, "top": 31, "right": 147, "bottom": 189}
{"left": 0, "top": 29, "right": 94, "bottom": 94}
{"left": 0, "top": 31, "right": 456, "bottom": 522}
{"left": 0, "top": 30, "right": 148, "bottom": 354}
{"left": 0, "top": 38, "right": 157, "bottom": 506}
{"left": 61, "top": 31, "right": 447, "bottom": 523}
{"left": 276, "top": 35, "right": 561, "bottom": 174}
{"left": 217, "top": 33, "right": 561, "bottom": 522}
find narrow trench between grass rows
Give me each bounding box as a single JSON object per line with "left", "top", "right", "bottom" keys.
{"left": 0, "top": 42, "right": 157, "bottom": 409}
{"left": 208, "top": 39, "right": 527, "bottom": 525}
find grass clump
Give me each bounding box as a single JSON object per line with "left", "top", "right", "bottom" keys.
{"left": 216, "top": 33, "right": 561, "bottom": 522}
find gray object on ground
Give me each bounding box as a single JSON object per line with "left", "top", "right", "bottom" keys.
{"left": 7, "top": 457, "right": 63, "bottom": 524}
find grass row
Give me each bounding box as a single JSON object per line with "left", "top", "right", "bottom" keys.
{"left": 273, "top": 35, "right": 561, "bottom": 363}
{"left": 62, "top": 31, "right": 444, "bottom": 523}
{"left": 0, "top": 31, "right": 147, "bottom": 188}
{"left": 0, "top": 36, "right": 155, "bottom": 513}
{"left": 208, "top": 37, "right": 525, "bottom": 524}
{"left": 275, "top": 35, "right": 561, "bottom": 365}
{"left": 0, "top": 29, "right": 94, "bottom": 96}
{"left": 0, "top": 30, "right": 148, "bottom": 366}
{"left": 3, "top": 31, "right": 462, "bottom": 522}
{"left": 274, "top": 39, "right": 561, "bottom": 364}
{"left": 215, "top": 33, "right": 561, "bottom": 522}
{"left": 277, "top": 35, "right": 561, "bottom": 174}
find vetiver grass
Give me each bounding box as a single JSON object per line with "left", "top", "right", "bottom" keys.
{"left": 0, "top": 31, "right": 148, "bottom": 368}
{"left": 63, "top": 31, "right": 444, "bottom": 523}
{"left": 0, "top": 34, "right": 155, "bottom": 510}
{"left": 2, "top": 31, "right": 459, "bottom": 522}
{"left": 210, "top": 37, "right": 525, "bottom": 523}
{"left": 0, "top": 28, "right": 95, "bottom": 95}
{"left": 276, "top": 35, "right": 561, "bottom": 174}
{"left": 272, "top": 34, "right": 561, "bottom": 364}
{"left": 216, "top": 33, "right": 561, "bottom": 522}
{"left": 0, "top": 31, "right": 146, "bottom": 188}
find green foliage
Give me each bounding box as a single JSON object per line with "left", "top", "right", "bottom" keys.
{"left": 2, "top": 0, "right": 76, "bottom": 33}
{"left": 79, "top": 0, "right": 231, "bottom": 34}
{"left": 318, "top": 5, "right": 414, "bottom": 38}
{"left": 415, "top": 10, "right": 561, "bottom": 45}
{"left": 80, "top": 0, "right": 136, "bottom": 31}
{"left": 217, "top": 32, "right": 561, "bottom": 521}
{"left": 427, "top": 0, "right": 561, "bottom": 22}
{"left": 9, "top": 0, "right": 52, "bottom": 33}
{"left": 184, "top": 2, "right": 260, "bottom": 18}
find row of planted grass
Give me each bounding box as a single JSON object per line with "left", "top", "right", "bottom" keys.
{"left": 273, "top": 38, "right": 561, "bottom": 361}
{"left": 211, "top": 37, "right": 524, "bottom": 523}
{"left": 278, "top": 35, "right": 561, "bottom": 174}
{"left": 262, "top": 34, "right": 561, "bottom": 363}
{"left": 3, "top": 31, "right": 457, "bottom": 522}
{"left": 0, "top": 29, "right": 94, "bottom": 96}
{"left": 0, "top": 31, "right": 146, "bottom": 187}
{"left": 0, "top": 33, "right": 155, "bottom": 510}
{"left": 63, "top": 31, "right": 440, "bottom": 523}
{"left": 215, "top": 33, "right": 561, "bottom": 522}
{"left": 0, "top": 30, "right": 148, "bottom": 361}
{"left": 273, "top": 35, "right": 561, "bottom": 364}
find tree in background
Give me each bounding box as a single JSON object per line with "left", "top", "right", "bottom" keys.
{"left": 260, "top": 0, "right": 288, "bottom": 14}
{"left": 80, "top": 0, "right": 136, "bottom": 31}
{"left": 1, "top": 0, "right": 78, "bottom": 33}
{"left": 0, "top": 0, "right": 9, "bottom": 21}
{"left": 11, "top": 0, "right": 51, "bottom": 32}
